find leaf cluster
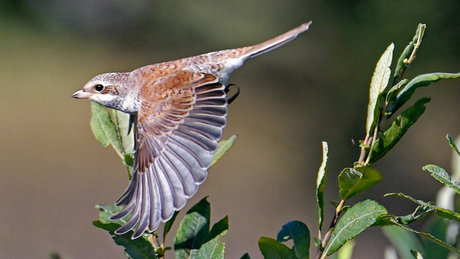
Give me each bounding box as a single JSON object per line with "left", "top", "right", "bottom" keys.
{"left": 255, "top": 24, "right": 460, "bottom": 259}
{"left": 93, "top": 197, "right": 230, "bottom": 259}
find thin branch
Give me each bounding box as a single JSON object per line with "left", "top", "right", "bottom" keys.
{"left": 316, "top": 199, "right": 346, "bottom": 259}
{"left": 395, "top": 25, "right": 425, "bottom": 82}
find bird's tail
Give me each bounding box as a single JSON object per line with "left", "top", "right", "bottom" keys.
{"left": 243, "top": 21, "right": 312, "bottom": 59}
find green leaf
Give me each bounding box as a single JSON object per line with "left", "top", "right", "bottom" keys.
{"left": 313, "top": 238, "right": 322, "bottom": 249}
{"left": 392, "top": 205, "right": 433, "bottom": 225}
{"left": 388, "top": 220, "right": 460, "bottom": 255}
{"left": 386, "top": 193, "right": 460, "bottom": 222}
{"left": 382, "top": 225, "right": 424, "bottom": 259}
{"left": 338, "top": 166, "right": 382, "bottom": 200}
{"left": 423, "top": 164, "right": 460, "bottom": 195}
{"left": 95, "top": 204, "right": 129, "bottom": 224}
{"left": 323, "top": 200, "right": 387, "bottom": 256}
{"left": 196, "top": 230, "right": 227, "bottom": 259}
{"left": 90, "top": 102, "right": 123, "bottom": 154}
{"left": 163, "top": 211, "right": 179, "bottom": 241}
{"left": 174, "top": 197, "right": 211, "bottom": 259}
{"left": 258, "top": 236, "right": 296, "bottom": 259}
{"left": 210, "top": 135, "right": 237, "bottom": 167}
{"left": 369, "top": 97, "right": 430, "bottom": 163}
{"left": 113, "top": 110, "right": 134, "bottom": 176}
{"left": 240, "top": 253, "right": 251, "bottom": 259}
{"left": 90, "top": 102, "right": 134, "bottom": 177}
{"left": 113, "top": 110, "right": 134, "bottom": 155}
{"left": 316, "top": 141, "right": 328, "bottom": 232}
{"left": 93, "top": 220, "right": 157, "bottom": 259}
{"left": 447, "top": 134, "right": 460, "bottom": 156}
{"left": 208, "top": 216, "right": 229, "bottom": 242}
{"left": 95, "top": 203, "right": 158, "bottom": 254}
{"left": 392, "top": 24, "right": 426, "bottom": 86}
{"left": 385, "top": 79, "right": 408, "bottom": 108}
{"left": 422, "top": 216, "right": 450, "bottom": 259}
{"left": 366, "top": 43, "right": 394, "bottom": 134}
{"left": 277, "top": 221, "right": 310, "bottom": 259}
{"left": 390, "top": 73, "right": 460, "bottom": 115}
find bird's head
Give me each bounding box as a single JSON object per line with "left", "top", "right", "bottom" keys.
{"left": 72, "top": 72, "right": 137, "bottom": 112}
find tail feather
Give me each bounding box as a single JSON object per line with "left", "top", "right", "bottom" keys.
{"left": 244, "top": 21, "right": 312, "bottom": 59}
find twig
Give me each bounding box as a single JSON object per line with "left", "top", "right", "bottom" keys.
{"left": 316, "top": 199, "right": 346, "bottom": 259}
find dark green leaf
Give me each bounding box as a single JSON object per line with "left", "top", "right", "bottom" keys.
{"left": 277, "top": 221, "right": 310, "bottom": 259}
{"left": 338, "top": 166, "right": 382, "bottom": 200}
{"left": 385, "top": 79, "right": 408, "bottom": 108}
{"left": 386, "top": 193, "right": 460, "bottom": 222}
{"left": 174, "top": 197, "right": 211, "bottom": 258}
{"left": 95, "top": 203, "right": 158, "bottom": 257}
{"left": 370, "top": 97, "right": 430, "bottom": 163}
{"left": 124, "top": 153, "right": 134, "bottom": 167}
{"left": 316, "top": 142, "right": 328, "bottom": 232}
{"left": 210, "top": 135, "right": 237, "bottom": 167}
{"left": 258, "top": 236, "right": 296, "bottom": 259}
{"left": 323, "top": 200, "right": 387, "bottom": 255}
{"left": 446, "top": 134, "right": 460, "bottom": 156}
{"left": 93, "top": 220, "right": 157, "bottom": 259}
{"left": 382, "top": 225, "right": 424, "bottom": 259}
{"left": 423, "top": 164, "right": 460, "bottom": 195}
{"left": 208, "top": 216, "right": 229, "bottom": 242}
{"left": 240, "top": 253, "right": 251, "bottom": 259}
{"left": 163, "top": 211, "right": 179, "bottom": 241}
{"left": 366, "top": 43, "right": 394, "bottom": 134}
{"left": 196, "top": 230, "right": 227, "bottom": 259}
{"left": 390, "top": 73, "right": 460, "bottom": 115}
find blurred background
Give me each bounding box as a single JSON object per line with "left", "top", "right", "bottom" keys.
{"left": 1, "top": 0, "right": 460, "bottom": 258}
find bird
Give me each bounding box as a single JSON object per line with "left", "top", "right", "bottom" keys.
{"left": 72, "top": 21, "right": 311, "bottom": 239}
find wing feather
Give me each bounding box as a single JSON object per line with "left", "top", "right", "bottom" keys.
{"left": 111, "top": 71, "right": 227, "bottom": 238}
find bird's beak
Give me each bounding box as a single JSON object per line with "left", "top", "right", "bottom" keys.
{"left": 72, "top": 89, "right": 91, "bottom": 99}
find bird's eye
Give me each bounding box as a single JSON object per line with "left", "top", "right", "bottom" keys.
{"left": 94, "top": 84, "right": 104, "bottom": 92}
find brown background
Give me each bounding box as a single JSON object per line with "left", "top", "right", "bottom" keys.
{"left": 1, "top": 1, "right": 460, "bottom": 258}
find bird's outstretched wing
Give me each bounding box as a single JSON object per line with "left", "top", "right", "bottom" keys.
{"left": 109, "top": 71, "right": 228, "bottom": 238}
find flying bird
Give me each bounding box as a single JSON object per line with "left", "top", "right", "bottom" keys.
{"left": 73, "top": 22, "right": 311, "bottom": 239}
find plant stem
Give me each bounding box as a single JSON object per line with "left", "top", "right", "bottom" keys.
{"left": 395, "top": 24, "right": 425, "bottom": 83}
{"left": 358, "top": 134, "right": 370, "bottom": 164}
{"left": 317, "top": 199, "right": 346, "bottom": 259}
{"left": 364, "top": 125, "right": 379, "bottom": 165}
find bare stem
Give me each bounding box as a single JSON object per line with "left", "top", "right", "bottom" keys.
{"left": 364, "top": 125, "right": 379, "bottom": 165}
{"left": 358, "top": 134, "right": 370, "bottom": 164}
